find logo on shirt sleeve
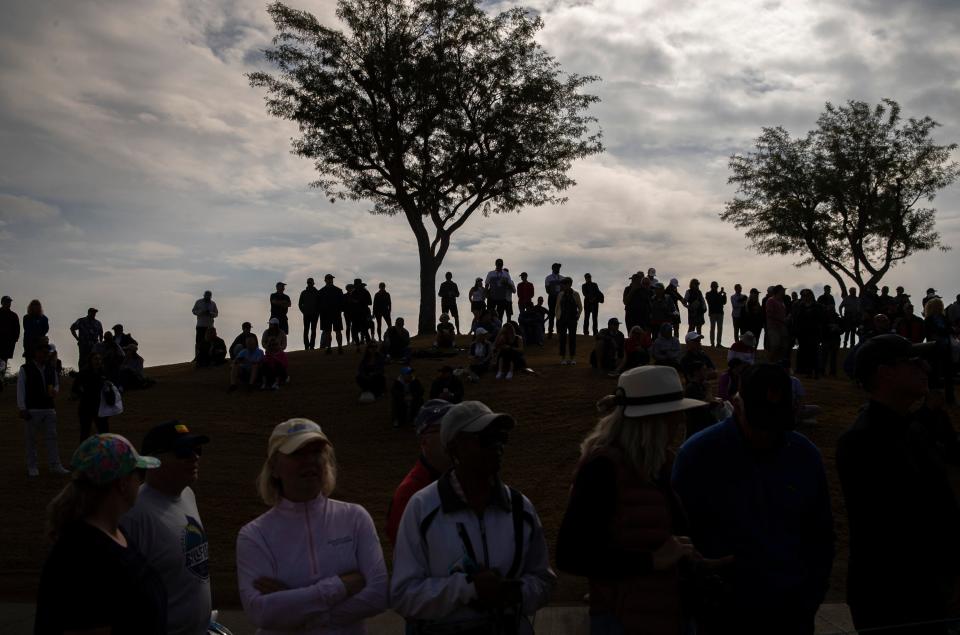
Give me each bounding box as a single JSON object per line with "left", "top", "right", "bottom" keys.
{"left": 182, "top": 515, "right": 210, "bottom": 580}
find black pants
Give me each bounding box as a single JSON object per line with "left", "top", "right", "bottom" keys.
{"left": 558, "top": 321, "right": 577, "bottom": 358}
{"left": 583, "top": 303, "right": 599, "bottom": 335}
{"left": 374, "top": 312, "right": 391, "bottom": 340}
{"left": 352, "top": 314, "right": 371, "bottom": 345}
{"left": 195, "top": 327, "right": 207, "bottom": 358}
{"left": 79, "top": 406, "right": 109, "bottom": 439}
{"left": 302, "top": 314, "right": 319, "bottom": 349}
{"left": 547, "top": 293, "right": 559, "bottom": 334}
{"left": 276, "top": 315, "right": 289, "bottom": 334}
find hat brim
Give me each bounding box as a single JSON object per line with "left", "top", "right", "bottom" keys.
{"left": 459, "top": 413, "right": 516, "bottom": 435}
{"left": 624, "top": 397, "right": 709, "bottom": 418}
{"left": 276, "top": 432, "right": 328, "bottom": 455}
{"left": 136, "top": 456, "right": 161, "bottom": 470}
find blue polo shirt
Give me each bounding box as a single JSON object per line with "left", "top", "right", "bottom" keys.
{"left": 671, "top": 417, "right": 834, "bottom": 620}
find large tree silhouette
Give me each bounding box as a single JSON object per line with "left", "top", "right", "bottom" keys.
{"left": 722, "top": 99, "right": 957, "bottom": 297}
{"left": 250, "top": 0, "right": 602, "bottom": 333}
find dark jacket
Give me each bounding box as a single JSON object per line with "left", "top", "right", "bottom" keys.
{"left": 558, "top": 448, "right": 686, "bottom": 635}
{"left": 673, "top": 418, "right": 834, "bottom": 629}
{"left": 298, "top": 286, "right": 321, "bottom": 316}
{"left": 706, "top": 290, "right": 727, "bottom": 314}
{"left": 0, "top": 307, "right": 20, "bottom": 357}
{"left": 317, "top": 285, "right": 345, "bottom": 316}
{"left": 19, "top": 361, "right": 58, "bottom": 410}
{"left": 837, "top": 401, "right": 960, "bottom": 634}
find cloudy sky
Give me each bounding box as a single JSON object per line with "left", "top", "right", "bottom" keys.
{"left": 1, "top": 0, "right": 958, "bottom": 368}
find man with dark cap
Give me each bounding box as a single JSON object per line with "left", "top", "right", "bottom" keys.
{"left": 837, "top": 334, "right": 959, "bottom": 635}
{"left": 544, "top": 263, "right": 563, "bottom": 338}
{"left": 581, "top": 273, "right": 603, "bottom": 336}
{"left": 70, "top": 307, "right": 103, "bottom": 369}
{"left": 348, "top": 278, "right": 374, "bottom": 347}
{"left": 269, "top": 282, "right": 292, "bottom": 334}
{"left": 122, "top": 421, "right": 211, "bottom": 635}
{"left": 672, "top": 363, "right": 834, "bottom": 635}
{"left": 438, "top": 272, "right": 462, "bottom": 334}
{"left": 298, "top": 277, "right": 321, "bottom": 350}
{"left": 0, "top": 295, "right": 19, "bottom": 379}
{"left": 385, "top": 400, "right": 455, "bottom": 544}
{"left": 317, "top": 274, "right": 345, "bottom": 354}
{"left": 229, "top": 322, "right": 253, "bottom": 359}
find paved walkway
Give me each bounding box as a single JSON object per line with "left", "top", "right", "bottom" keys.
{"left": 6, "top": 602, "right": 856, "bottom": 633}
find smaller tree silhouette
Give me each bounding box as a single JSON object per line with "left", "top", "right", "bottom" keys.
{"left": 723, "top": 99, "right": 957, "bottom": 297}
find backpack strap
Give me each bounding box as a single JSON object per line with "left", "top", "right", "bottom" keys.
{"left": 506, "top": 487, "right": 524, "bottom": 579}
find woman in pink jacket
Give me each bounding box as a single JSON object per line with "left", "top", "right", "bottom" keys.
{"left": 237, "top": 418, "right": 388, "bottom": 633}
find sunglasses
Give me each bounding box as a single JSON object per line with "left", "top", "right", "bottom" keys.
{"left": 467, "top": 426, "right": 509, "bottom": 448}
{"left": 173, "top": 445, "right": 203, "bottom": 459}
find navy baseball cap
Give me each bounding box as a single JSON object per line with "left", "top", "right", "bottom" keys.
{"left": 414, "top": 400, "right": 454, "bottom": 436}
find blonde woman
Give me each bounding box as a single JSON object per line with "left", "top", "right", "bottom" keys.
{"left": 236, "top": 419, "right": 387, "bottom": 633}
{"left": 556, "top": 366, "right": 710, "bottom": 634}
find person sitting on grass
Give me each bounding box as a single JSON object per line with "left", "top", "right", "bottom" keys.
{"left": 493, "top": 322, "right": 526, "bottom": 380}
{"left": 717, "top": 357, "right": 747, "bottom": 402}
{"left": 435, "top": 314, "right": 456, "bottom": 349}
{"left": 612, "top": 325, "right": 651, "bottom": 376}
{"left": 429, "top": 365, "right": 464, "bottom": 403}
{"left": 356, "top": 342, "right": 386, "bottom": 402}
{"left": 727, "top": 331, "right": 757, "bottom": 365}
{"left": 196, "top": 327, "right": 227, "bottom": 368}
{"left": 651, "top": 323, "right": 682, "bottom": 369}
{"left": 261, "top": 318, "right": 287, "bottom": 353}
{"left": 680, "top": 332, "right": 717, "bottom": 381}
{"left": 471, "top": 309, "right": 501, "bottom": 343}
{"left": 518, "top": 296, "right": 548, "bottom": 346}
{"left": 590, "top": 318, "right": 625, "bottom": 372}
{"left": 119, "top": 343, "right": 155, "bottom": 390}
{"left": 383, "top": 317, "right": 412, "bottom": 362}
{"left": 468, "top": 328, "right": 494, "bottom": 381}
{"left": 261, "top": 331, "right": 289, "bottom": 391}
{"left": 230, "top": 322, "right": 254, "bottom": 359}
{"left": 684, "top": 360, "right": 719, "bottom": 438}
{"left": 229, "top": 335, "right": 263, "bottom": 392}
{"left": 391, "top": 367, "right": 424, "bottom": 429}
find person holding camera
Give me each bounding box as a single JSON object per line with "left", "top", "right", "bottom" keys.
{"left": 391, "top": 401, "right": 556, "bottom": 634}
{"left": 705, "top": 282, "right": 727, "bottom": 348}
{"left": 557, "top": 366, "right": 719, "bottom": 635}
{"left": 191, "top": 291, "right": 218, "bottom": 360}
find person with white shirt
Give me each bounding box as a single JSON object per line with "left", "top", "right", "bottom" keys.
{"left": 484, "top": 259, "right": 516, "bottom": 322}
{"left": 236, "top": 419, "right": 388, "bottom": 634}
{"left": 391, "top": 401, "right": 556, "bottom": 634}
{"left": 191, "top": 291, "right": 218, "bottom": 360}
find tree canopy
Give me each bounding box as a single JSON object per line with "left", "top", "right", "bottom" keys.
{"left": 250, "top": 0, "right": 602, "bottom": 333}
{"left": 722, "top": 99, "right": 958, "bottom": 297}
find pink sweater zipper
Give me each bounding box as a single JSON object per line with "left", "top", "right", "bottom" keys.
{"left": 304, "top": 502, "right": 318, "bottom": 576}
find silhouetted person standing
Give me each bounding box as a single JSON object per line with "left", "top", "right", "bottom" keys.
{"left": 191, "top": 291, "right": 217, "bottom": 361}
{"left": 298, "top": 278, "right": 321, "bottom": 350}
{"left": 318, "top": 274, "right": 345, "bottom": 354}
{"left": 70, "top": 307, "right": 103, "bottom": 369}
{"left": 438, "top": 272, "right": 461, "bottom": 335}
{"left": 545, "top": 263, "right": 563, "bottom": 338}
{"left": 838, "top": 335, "right": 959, "bottom": 635}
{"left": 0, "top": 295, "right": 20, "bottom": 375}
{"left": 373, "top": 282, "right": 392, "bottom": 341}
{"left": 581, "top": 273, "right": 603, "bottom": 336}
{"left": 269, "top": 282, "right": 291, "bottom": 334}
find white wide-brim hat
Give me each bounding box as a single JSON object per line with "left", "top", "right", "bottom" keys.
{"left": 617, "top": 366, "right": 707, "bottom": 418}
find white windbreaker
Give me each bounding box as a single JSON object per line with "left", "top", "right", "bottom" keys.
{"left": 390, "top": 472, "right": 556, "bottom": 630}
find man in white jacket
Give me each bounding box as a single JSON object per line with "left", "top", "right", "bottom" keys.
{"left": 391, "top": 401, "right": 556, "bottom": 634}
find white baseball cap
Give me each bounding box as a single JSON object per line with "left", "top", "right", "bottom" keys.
{"left": 267, "top": 419, "right": 330, "bottom": 457}
{"left": 684, "top": 332, "right": 704, "bottom": 343}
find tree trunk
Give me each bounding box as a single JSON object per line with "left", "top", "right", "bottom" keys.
{"left": 417, "top": 248, "right": 439, "bottom": 336}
